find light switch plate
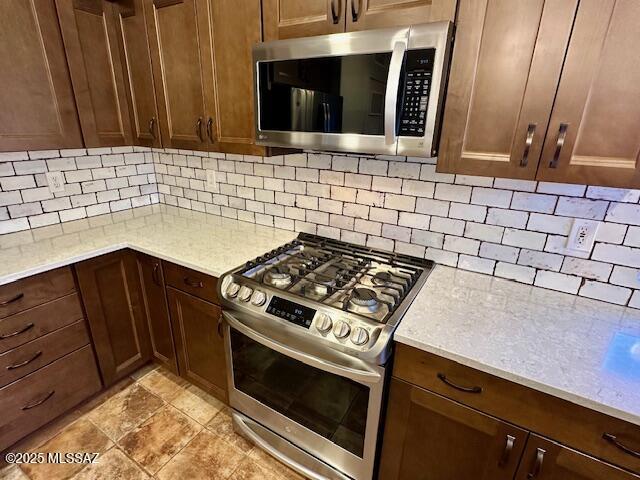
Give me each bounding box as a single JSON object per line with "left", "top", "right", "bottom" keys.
{"left": 45, "top": 171, "right": 65, "bottom": 193}
{"left": 566, "top": 219, "right": 600, "bottom": 252}
{"left": 206, "top": 170, "right": 218, "bottom": 192}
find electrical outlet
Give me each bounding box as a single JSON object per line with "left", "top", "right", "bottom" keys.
{"left": 566, "top": 219, "right": 600, "bottom": 252}
{"left": 206, "top": 170, "right": 218, "bottom": 192}
{"left": 45, "top": 171, "right": 65, "bottom": 193}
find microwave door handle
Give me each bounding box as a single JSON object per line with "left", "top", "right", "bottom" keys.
{"left": 322, "top": 102, "right": 329, "bottom": 132}
{"left": 385, "top": 41, "right": 407, "bottom": 145}
{"left": 326, "top": 103, "right": 332, "bottom": 132}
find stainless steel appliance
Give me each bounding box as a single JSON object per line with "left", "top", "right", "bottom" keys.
{"left": 218, "top": 234, "right": 433, "bottom": 479}
{"left": 253, "top": 22, "right": 453, "bottom": 157}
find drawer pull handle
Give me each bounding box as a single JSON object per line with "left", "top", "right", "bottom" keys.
{"left": 148, "top": 117, "right": 156, "bottom": 139}
{"left": 0, "top": 322, "right": 34, "bottom": 339}
{"left": 351, "top": 0, "right": 360, "bottom": 22}
{"left": 207, "top": 117, "right": 214, "bottom": 142}
{"left": 527, "top": 448, "right": 545, "bottom": 479}
{"left": 217, "top": 314, "right": 223, "bottom": 337}
{"left": 549, "top": 123, "right": 568, "bottom": 168}
{"left": 603, "top": 433, "right": 640, "bottom": 459}
{"left": 520, "top": 123, "right": 536, "bottom": 167}
{"left": 0, "top": 292, "right": 24, "bottom": 306}
{"left": 184, "top": 277, "right": 204, "bottom": 288}
{"left": 499, "top": 434, "right": 516, "bottom": 466}
{"left": 152, "top": 263, "right": 161, "bottom": 286}
{"left": 7, "top": 350, "right": 42, "bottom": 370}
{"left": 22, "top": 390, "right": 55, "bottom": 410}
{"left": 330, "top": 0, "right": 340, "bottom": 24}
{"left": 437, "top": 373, "right": 483, "bottom": 393}
{"left": 196, "top": 117, "right": 204, "bottom": 142}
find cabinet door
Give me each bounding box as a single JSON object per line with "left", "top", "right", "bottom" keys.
{"left": 135, "top": 253, "right": 178, "bottom": 374}
{"left": 144, "top": 0, "right": 208, "bottom": 150}
{"left": 346, "top": 0, "right": 455, "bottom": 31}
{"left": 56, "top": 0, "right": 133, "bottom": 147}
{"left": 113, "top": 0, "right": 162, "bottom": 147}
{"left": 379, "top": 378, "right": 528, "bottom": 480}
{"left": 515, "top": 435, "right": 640, "bottom": 480}
{"left": 437, "top": 0, "right": 577, "bottom": 179}
{"left": 536, "top": 0, "right": 640, "bottom": 188}
{"left": 167, "top": 287, "right": 226, "bottom": 401}
{"left": 75, "top": 250, "right": 152, "bottom": 386}
{"left": 262, "top": 0, "right": 345, "bottom": 40}
{"left": 0, "top": 0, "right": 82, "bottom": 152}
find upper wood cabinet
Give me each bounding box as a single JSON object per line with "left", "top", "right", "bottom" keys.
{"left": 536, "top": 0, "right": 640, "bottom": 188}
{"left": 346, "top": 0, "right": 456, "bottom": 31}
{"left": 438, "top": 0, "right": 578, "bottom": 179}
{"left": 112, "top": 0, "right": 162, "bottom": 148}
{"left": 143, "top": 0, "right": 209, "bottom": 151}
{"left": 56, "top": 0, "right": 133, "bottom": 147}
{"left": 262, "top": 0, "right": 346, "bottom": 40}
{"left": 0, "top": 0, "right": 82, "bottom": 152}
{"left": 379, "top": 378, "right": 528, "bottom": 480}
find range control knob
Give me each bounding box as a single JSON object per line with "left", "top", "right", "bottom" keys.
{"left": 251, "top": 290, "right": 267, "bottom": 306}
{"left": 238, "top": 285, "right": 253, "bottom": 302}
{"left": 315, "top": 313, "right": 333, "bottom": 333}
{"left": 350, "top": 327, "right": 370, "bottom": 346}
{"left": 333, "top": 321, "right": 351, "bottom": 339}
{"left": 226, "top": 282, "right": 240, "bottom": 298}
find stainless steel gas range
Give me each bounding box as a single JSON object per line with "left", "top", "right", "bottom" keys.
{"left": 218, "top": 234, "right": 433, "bottom": 480}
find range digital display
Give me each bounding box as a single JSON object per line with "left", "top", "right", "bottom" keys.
{"left": 266, "top": 296, "right": 316, "bottom": 329}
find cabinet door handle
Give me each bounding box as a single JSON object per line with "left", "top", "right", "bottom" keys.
{"left": 603, "top": 433, "right": 640, "bottom": 459}
{"left": 196, "top": 117, "right": 204, "bottom": 142}
{"left": 7, "top": 350, "right": 42, "bottom": 370}
{"left": 152, "top": 263, "right": 161, "bottom": 286}
{"left": 184, "top": 277, "right": 204, "bottom": 288}
{"left": 499, "top": 434, "right": 516, "bottom": 466}
{"left": 437, "top": 373, "right": 482, "bottom": 393}
{"left": 351, "top": 0, "right": 360, "bottom": 22}
{"left": 0, "top": 292, "right": 24, "bottom": 306}
{"left": 207, "top": 117, "right": 214, "bottom": 142}
{"left": 217, "top": 314, "right": 223, "bottom": 337}
{"left": 520, "top": 123, "right": 536, "bottom": 167}
{"left": 22, "top": 390, "right": 55, "bottom": 410}
{"left": 549, "top": 123, "right": 568, "bottom": 168}
{"left": 527, "top": 448, "right": 546, "bottom": 479}
{"left": 330, "top": 0, "right": 341, "bottom": 24}
{"left": 0, "top": 322, "right": 34, "bottom": 340}
{"left": 148, "top": 117, "right": 156, "bottom": 139}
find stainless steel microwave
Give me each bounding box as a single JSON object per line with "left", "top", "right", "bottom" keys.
{"left": 253, "top": 22, "right": 453, "bottom": 157}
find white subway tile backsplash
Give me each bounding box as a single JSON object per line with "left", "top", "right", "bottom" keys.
{"left": 609, "top": 266, "right": 640, "bottom": 289}
{"left": 411, "top": 229, "right": 444, "bottom": 248}
{"left": 537, "top": 182, "right": 586, "bottom": 197}
{"left": 471, "top": 187, "right": 512, "bottom": 208}
{"left": 444, "top": 235, "right": 480, "bottom": 255}
{"left": 592, "top": 243, "right": 640, "bottom": 267}
{"left": 586, "top": 186, "right": 640, "bottom": 203}
{"left": 606, "top": 203, "right": 640, "bottom": 226}
{"left": 561, "top": 258, "right": 612, "bottom": 282}
{"left": 526, "top": 213, "right": 573, "bottom": 235}
{"left": 434, "top": 183, "right": 472, "bottom": 203}
{"left": 420, "top": 164, "right": 454, "bottom": 183}
{"left": 359, "top": 159, "right": 388, "bottom": 176}
{"left": 332, "top": 155, "right": 358, "bottom": 172}
{"left": 555, "top": 197, "right": 608, "bottom": 220}
{"left": 384, "top": 194, "right": 416, "bottom": 212}
{"left": 625, "top": 226, "right": 640, "bottom": 247}
{"left": 430, "top": 216, "right": 465, "bottom": 236}
{"left": 503, "top": 228, "right": 546, "bottom": 250}
{"left": 388, "top": 162, "right": 420, "bottom": 179}
{"left": 511, "top": 192, "right": 557, "bottom": 213}
{"left": 464, "top": 222, "right": 503, "bottom": 243}
{"left": 415, "top": 198, "right": 449, "bottom": 217}
{"left": 495, "top": 262, "right": 535, "bottom": 284}
{"left": 372, "top": 176, "right": 402, "bottom": 193}
{"left": 486, "top": 208, "right": 528, "bottom": 229}
{"left": 449, "top": 202, "right": 486, "bottom": 222}
{"left": 398, "top": 212, "right": 430, "bottom": 229}
{"left": 579, "top": 281, "right": 632, "bottom": 305}
{"left": 425, "top": 247, "right": 458, "bottom": 267}
{"left": 454, "top": 175, "right": 493, "bottom": 187}
{"left": 493, "top": 178, "right": 537, "bottom": 192}
{"left": 382, "top": 224, "right": 411, "bottom": 242}
{"left": 458, "top": 254, "right": 495, "bottom": 274}
{"left": 518, "top": 249, "right": 563, "bottom": 271}
{"left": 534, "top": 270, "right": 581, "bottom": 294}
{"left": 479, "top": 242, "right": 519, "bottom": 263}
{"left": 401, "top": 180, "right": 435, "bottom": 198}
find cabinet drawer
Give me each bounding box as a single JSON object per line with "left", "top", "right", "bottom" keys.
{"left": 163, "top": 262, "right": 220, "bottom": 305}
{"left": 0, "top": 345, "right": 101, "bottom": 451}
{"left": 393, "top": 343, "right": 640, "bottom": 474}
{"left": 0, "top": 321, "right": 90, "bottom": 388}
{"left": 0, "top": 268, "right": 76, "bottom": 319}
{"left": 0, "top": 293, "right": 85, "bottom": 353}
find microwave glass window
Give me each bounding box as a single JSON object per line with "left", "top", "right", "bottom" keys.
{"left": 258, "top": 53, "right": 393, "bottom": 135}
{"left": 230, "top": 330, "right": 369, "bottom": 457}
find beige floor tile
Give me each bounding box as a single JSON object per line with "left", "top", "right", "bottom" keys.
{"left": 0, "top": 466, "right": 28, "bottom": 480}
{"left": 170, "top": 384, "right": 225, "bottom": 425}
{"left": 118, "top": 405, "right": 201, "bottom": 475}
{"left": 206, "top": 408, "right": 254, "bottom": 454}
{"left": 137, "top": 368, "right": 187, "bottom": 402}
{"left": 129, "top": 363, "right": 158, "bottom": 381}
{"left": 20, "top": 419, "right": 113, "bottom": 480}
{"left": 248, "top": 448, "right": 305, "bottom": 480}
{"left": 155, "top": 430, "right": 245, "bottom": 480}
{"left": 229, "top": 457, "right": 282, "bottom": 480}
{"left": 87, "top": 383, "right": 164, "bottom": 441}
{"left": 71, "top": 448, "right": 149, "bottom": 480}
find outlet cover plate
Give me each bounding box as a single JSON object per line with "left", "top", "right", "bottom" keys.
{"left": 45, "top": 171, "right": 65, "bottom": 193}
{"left": 566, "top": 219, "right": 600, "bottom": 253}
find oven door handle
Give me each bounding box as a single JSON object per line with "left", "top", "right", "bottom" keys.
{"left": 223, "top": 310, "right": 382, "bottom": 384}
{"left": 384, "top": 40, "right": 407, "bottom": 146}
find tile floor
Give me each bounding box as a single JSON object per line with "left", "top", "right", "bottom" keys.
{"left": 0, "top": 365, "right": 304, "bottom": 480}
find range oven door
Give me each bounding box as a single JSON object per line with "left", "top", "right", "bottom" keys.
{"left": 223, "top": 310, "right": 385, "bottom": 480}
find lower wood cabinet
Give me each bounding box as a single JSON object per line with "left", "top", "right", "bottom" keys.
{"left": 166, "top": 286, "right": 227, "bottom": 401}
{"left": 75, "top": 250, "right": 152, "bottom": 386}
{"left": 379, "top": 378, "right": 527, "bottom": 480}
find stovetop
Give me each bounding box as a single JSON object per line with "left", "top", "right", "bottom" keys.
{"left": 219, "top": 233, "right": 433, "bottom": 363}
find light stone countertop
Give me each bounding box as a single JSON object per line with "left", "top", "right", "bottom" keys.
{"left": 1, "top": 205, "right": 638, "bottom": 426}
{"left": 0, "top": 204, "right": 296, "bottom": 285}
{"left": 395, "top": 265, "right": 640, "bottom": 426}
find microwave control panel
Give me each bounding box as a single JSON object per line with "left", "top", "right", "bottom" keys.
{"left": 399, "top": 48, "right": 435, "bottom": 137}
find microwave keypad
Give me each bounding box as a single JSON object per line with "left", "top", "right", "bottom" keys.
{"left": 399, "top": 49, "right": 435, "bottom": 137}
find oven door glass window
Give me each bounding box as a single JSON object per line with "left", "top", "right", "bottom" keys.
{"left": 230, "top": 330, "right": 369, "bottom": 457}
{"left": 258, "top": 53, "right": 393, "bottom": 136}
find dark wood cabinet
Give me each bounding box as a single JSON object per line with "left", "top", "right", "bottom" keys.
{"left": 515, "top": 435, "right": 640, "bottom": 480}
{"left": 262, "top": 0, "right": 346, "bottom": 40}
{"left": 167, "top": 287, "right": 226, "bottom": 401}
{"left": 135, "top": 253, "right": 177, "bottom": 374}
{"left": 75, "top": 250, "right": 152, "bottom": 386}
{"left": 56, "top": 0, "right": 133, "bottom": 147}
{"left": 346, "top": 0, "right": 456, "bottom": 31}
{"left": 379, "top": 378, "right": 528, "bottom": 480}
{"left": 0, "top": 0, "right": 83, "bottom": 151}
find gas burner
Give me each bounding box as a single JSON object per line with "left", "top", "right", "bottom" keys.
{"left": 303, "top": 278, "right": 335, "bottom": 298}
{"left": 371, "top": 271, "right": 393, "bottom": 286}
{"left": 264, "top": 267, "right": 292, "bottom": 289}
{"left": 348, "top": 288, "right": 381, "bottom": 313}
